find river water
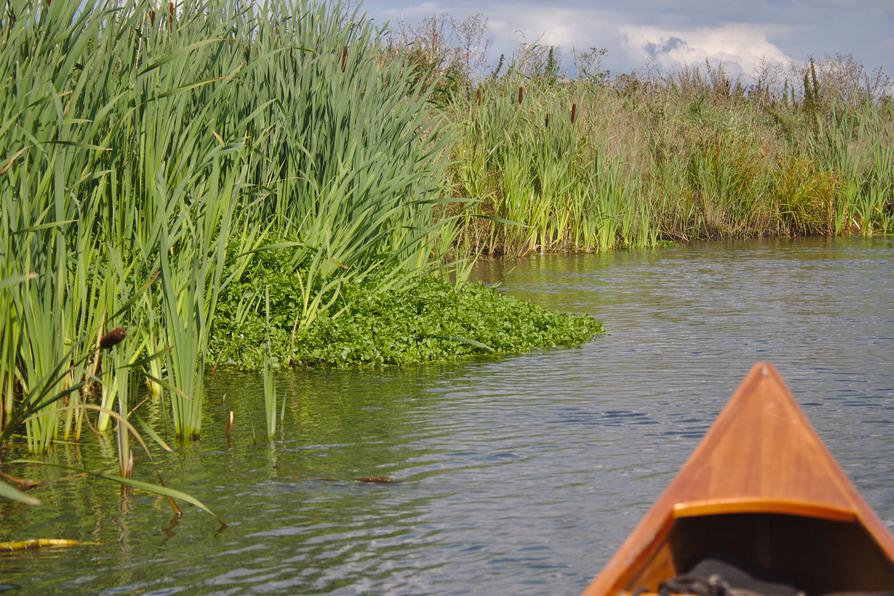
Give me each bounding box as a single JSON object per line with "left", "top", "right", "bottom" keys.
{"left": 2, "top": 238, "right": 893, "bottom": 594}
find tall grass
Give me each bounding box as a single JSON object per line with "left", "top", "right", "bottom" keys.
{"left": 448, "top": 81, "right": 656, "bottom": 255}
{"left": 441, "top": 56, "right": 893, "bottom": 253}
{"left": 0, "top": 0, "right": 452, "bottom": 463}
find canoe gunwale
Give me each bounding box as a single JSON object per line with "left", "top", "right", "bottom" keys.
{"left": 673, "top": 497, "right": 856, "bottom": 522}
{"left": 583, "top": 362, "right": 894, "bottom": 596}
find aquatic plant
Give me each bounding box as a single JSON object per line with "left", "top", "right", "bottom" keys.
{"left": 439, "top": 52, "right": 893, "bottom": 251}
{"left": 212, "top": 265, "right": 603, "bottom": 369}
{"left": 0, "top": 0, "right": 453, "bottom": 447}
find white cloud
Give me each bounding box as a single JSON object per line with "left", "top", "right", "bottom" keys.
{"left": 379, "top": 2, "right": 444, "bottom": 19}
{"left": 621, "top": 24, "right": 795, "bottom": 75}
{"left": 485, "top": 6, "right": 627, "bottom": 62}
{"left": 361, "top": 0, "right": 893, "bottom": 77}
{"left": 462, "top": 6, "right": 797, "bottom": 78}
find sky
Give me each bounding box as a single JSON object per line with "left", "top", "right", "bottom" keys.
{"left": 358, "top": 0, "right": 894, "bottom": 80}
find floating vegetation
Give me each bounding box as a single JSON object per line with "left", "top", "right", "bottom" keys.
{"left": 213, "top": 265, "right": 602, "bottom": 369}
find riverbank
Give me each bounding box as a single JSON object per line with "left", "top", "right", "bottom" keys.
{"left": 0, "top": 0, "right": 603, "bottom": 460}
{"left": 390, "top": 15, "right": 893, "bottom": 254}
{"left": 442, "top": 73, "right": 893, "bottom": 256}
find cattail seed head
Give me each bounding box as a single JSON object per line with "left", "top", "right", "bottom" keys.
{"left": 517, "top": 86, "right": 524, "bottom": 104}
{"left": 148, "top": 10, "right": 156, "bottom": 26}
{"left": 545, "top": 114, "right": 550, "bottom": 128}
{"left": 99, "top": 327, "right": 126, "bottom": 350}
{"left": 571, "top": 102, "right": 577, "bottom": 124}
{"left": 168, "top": 1, "right": 174, "bottom": 31}
{"left": 476, "top": 88, "right": 482, "bottom": 106}
{"left": 341, "top": 46, "right": 348, "bottom": 72}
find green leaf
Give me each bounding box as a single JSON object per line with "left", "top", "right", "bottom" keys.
{"left": 10, "top": 461, "right": 223, "bottom": 524}
{"left": 0, "top": 273, "right": 37, "bottom": 291}
{"left": 422, "top": 335, "right": 495, "bottom": 352}
{"left": 0, "top": 480, "right": 40, "bottom": 506}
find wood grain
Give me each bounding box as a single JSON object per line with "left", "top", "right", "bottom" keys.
{"left": 583, "top": 362, "right": 894, "bottom": 595}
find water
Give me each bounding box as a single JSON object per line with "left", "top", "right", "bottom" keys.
{"left": 2, "top": 238, "right": 893, "bottom": 594}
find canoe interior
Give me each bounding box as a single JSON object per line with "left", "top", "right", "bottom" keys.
{"left": 625, "top": 511, "right": 894, "bottom": 594}
{"left": 586, "top": 364, "right": 894, "bottom": 595}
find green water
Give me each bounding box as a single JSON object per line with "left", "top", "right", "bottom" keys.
{"left": 2, "top": 238, "right": 893, "bottom": 594}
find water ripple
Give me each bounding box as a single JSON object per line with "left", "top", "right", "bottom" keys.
{"left": 3, "top": 238, "right": 893, "bottom": 595}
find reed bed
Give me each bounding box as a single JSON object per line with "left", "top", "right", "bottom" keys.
{"left": 0, "top": 0, "right": 451, "bottom": 469}
{"left": 443, "top": 60, "right": 893, "bottom": 254}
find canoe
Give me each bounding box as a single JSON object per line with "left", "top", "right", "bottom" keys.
{"left": 583, "top": 362, "right": 894, "bottom": 596}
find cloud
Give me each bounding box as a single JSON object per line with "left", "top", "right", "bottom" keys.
{"left": 361, "top": 0, "right": 892, "bottom": 78}
{"left": 488, "top": 8, "right": 593, "bottom": 47}
{"left": 378, "top": 1, "right": 444, "bottom": 19}
{"left": 644, "top": 37, "right": 687, "bottom": 59}
{"left": 621, "top": 24, "right": 795, "bottom": 75}
{"left": 484, "top": 6, "right": 629, "bottom": 64}
{"left": 483, "top": 8, "right": 796, "bottom": 78}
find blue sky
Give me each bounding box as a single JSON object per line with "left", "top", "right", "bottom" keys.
{"left": 359, "top": 0, "right": 894, "bottom": 79}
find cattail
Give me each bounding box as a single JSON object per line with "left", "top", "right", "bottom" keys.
{"left": 545, "top": 114, "right": 550, "bottom": 128}
{"left": 517, "top": 85, "right": 524, "bottom": 104}
{"left": 341, "top": 46, "right": 348, "bottom": 72}
{"left": 570, "top": 102, "right": 577, "bottom": 124}
{"left": 475, "top": 88, "right": 482, "bottom": 106}
{"left": 99, "top": 327, "right": 126, "bottom": 350}
{"left": 148, "top": 10, "right": 156, "bottom": 26}
{"left": 168, "top": 1, "right": 174, "bottom": 31}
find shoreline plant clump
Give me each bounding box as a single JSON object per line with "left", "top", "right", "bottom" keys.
{"left": 0, "top": 0, "right": 602, "bottom": 525}
{"left": 0, "top": 0, "right": 601, "bottom": 499}
{"left": 390, "top": 15, "right": 893, "bottom": 255}
{"left": 446, "top": 72, "right": 893, "bottom": 255}
{"left": 212, "top": 249, "right": 602, "bottom": 369}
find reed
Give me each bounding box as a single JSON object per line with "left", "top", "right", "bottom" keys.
{"left": 263, "top": 288, "right": 277, "bottom": 439}
{"left": 441, "top": 53, "right": 893, "bottom": 253}
{"left": 449, "top": 79, "right": 656, "bottom": 254}
{"left": 1, "top": 0, "right": 454, "bottom": 453}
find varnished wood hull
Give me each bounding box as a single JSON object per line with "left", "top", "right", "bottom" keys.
{"left": 584, "top": 362, "right": 894, "bottom": 595}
